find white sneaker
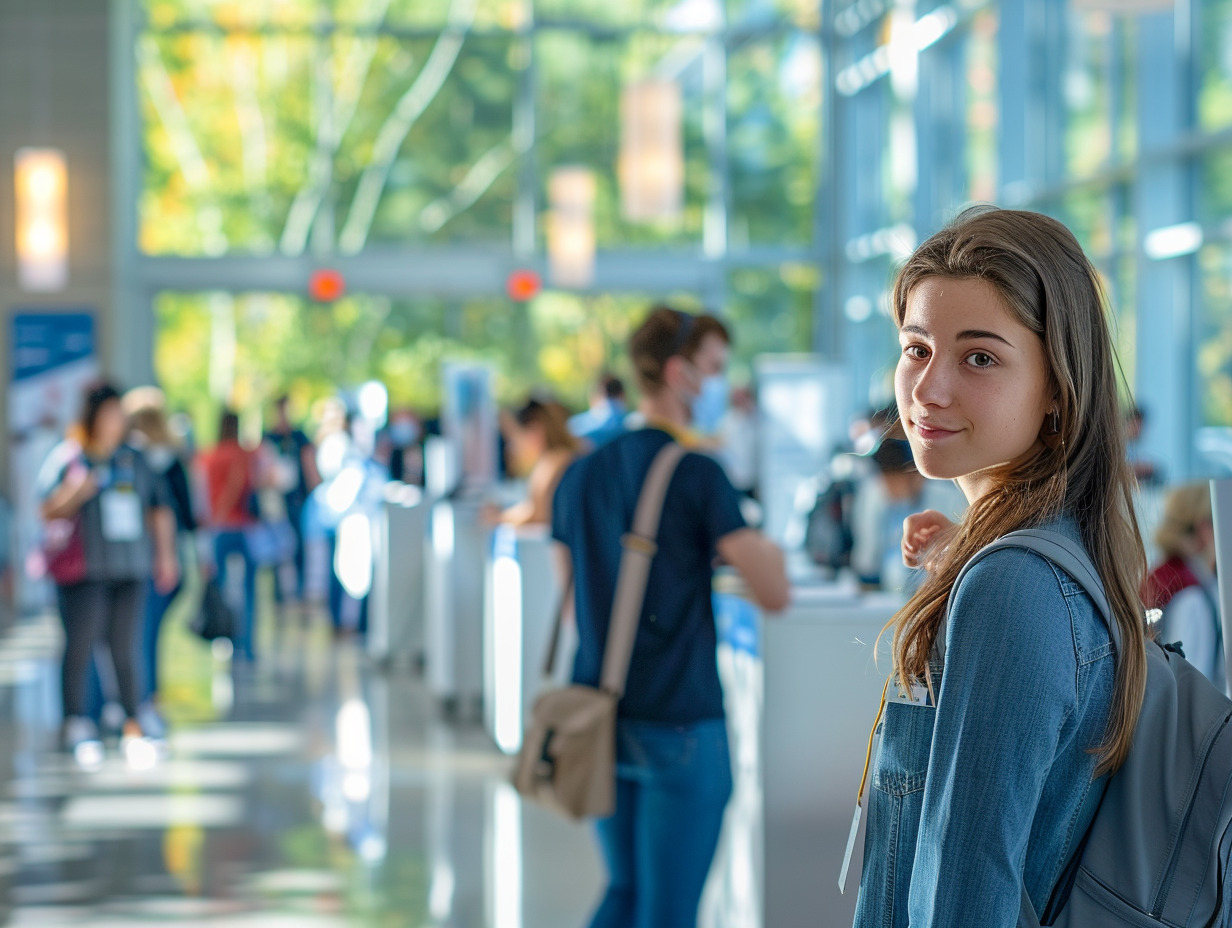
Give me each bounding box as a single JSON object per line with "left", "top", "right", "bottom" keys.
{"left": 63, "top": 717, "right": 103, "bottom": 770}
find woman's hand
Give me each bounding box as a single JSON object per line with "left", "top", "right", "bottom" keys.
{"left": 903, "top": 509, "right": 953, "bottom": 569}
{"left": 41, "top": 466, "right": 99, "bottom": 521}
{"left": 70, "top": 467, "right": 99, "bottom": 501}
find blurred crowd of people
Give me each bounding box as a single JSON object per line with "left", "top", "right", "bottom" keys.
{"left": 15, "top": 320, "right": 1230, "bottom": 785}
{"left": 31, "top": 381, "right": 410, "bottom": 758}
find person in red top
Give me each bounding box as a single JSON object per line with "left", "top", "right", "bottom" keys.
{"left": 200, "top": 409, "right": 258, "bottom": 660}
{"left": 1143, "top": 483, "right": 1224, "bottom": 693}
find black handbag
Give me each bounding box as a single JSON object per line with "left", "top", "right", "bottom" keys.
{"left": 191, "top": 579, "right": 235, "bottom": 642}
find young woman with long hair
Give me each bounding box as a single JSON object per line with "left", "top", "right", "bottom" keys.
{"left": 852, "top": 207, "right": 1148, "bottom": 926}
{"left": 38, "top": 382, "right": 179, "bottom": 752}
{"left": 489, "top": 398, "right": 580, "bottom": 527}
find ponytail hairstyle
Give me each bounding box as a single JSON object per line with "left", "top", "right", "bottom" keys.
{"left": 890, "top": 206, "right": 1147, "bottom": 777}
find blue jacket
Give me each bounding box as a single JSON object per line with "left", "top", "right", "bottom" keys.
{"left": 854, "top": 518, "right": 1115, "bottom": 927}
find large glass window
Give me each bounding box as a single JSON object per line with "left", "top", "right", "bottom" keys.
{"left": 1199, "top": 0, "right": 1232, "bottom": 131}
{"left": 1199, "top": 243, "right": 1232, "bottom": 427}
{"left": 725, "top": 263, "right": 817, "bottom": 379}
{"left": 1064, "top": 10, "right": 1113, "bottom": 177}
{"left": 139, "top": 0, "right": 822, "bottom": 256}
{"left": 964, "top": 8, "right": 998, "bottom": 203}
{"left": 1200, "top": 148, "right": 1232, "bottom": 227}
{"left": 533, "top": 29, "right": 710, "bottom": 249}
{"left": 728, "top": 34, "right": 822, "bottom": 248}
{"left": 138, "top": 21, "right": 519, "bottom": 255}
{"left": 138, "top": 0, "right": 827, "bottom": 422}
{"left": 153, "top": 288, "right": 677, "bottom": 425}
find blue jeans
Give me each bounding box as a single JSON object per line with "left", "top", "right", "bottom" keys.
{"left": 589, "top": 718, "right": 733, "bottom": 928}
{"left": 141, "top": 576, "right": 180, "bottom": 702}
{"left": 214, "top": 530, "right": 256, "bottom": 660}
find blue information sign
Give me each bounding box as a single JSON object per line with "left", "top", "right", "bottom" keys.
{"left": 12, "top": 313, "right": 95, "bottom": 383}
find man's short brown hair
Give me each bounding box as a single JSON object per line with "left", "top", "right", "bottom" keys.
{"left": 628, "top": 305, "right": 731, "bottom": 394}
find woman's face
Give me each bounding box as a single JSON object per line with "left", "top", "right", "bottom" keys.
{"left": 895, "top": 276, "right": 1053, "bottom": 503}
{"left": 506, "top": 421, "right": 546, "bottom": 474}
{"left": 91, "top": 400, "right": 129, "bottom": 453}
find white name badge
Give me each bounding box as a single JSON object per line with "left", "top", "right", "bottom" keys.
{"left": 101, "top": 490, "right": 144, "bottom": 542}
{"left": 888, "top": 681, "right": 935, "bottom": 708}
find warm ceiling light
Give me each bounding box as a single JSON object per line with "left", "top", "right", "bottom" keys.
{"left": 15, "top": 148, "right": 68, "bottom": 292}
{"left": 619, "top": 81, "right": 683, "bottom": 224}
{"left": 547, "top": 167, "right": 596, "bottom": 289}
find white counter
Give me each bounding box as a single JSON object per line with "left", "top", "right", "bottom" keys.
{"left": 762, "top": 587, "right": 899, "bottom": 928}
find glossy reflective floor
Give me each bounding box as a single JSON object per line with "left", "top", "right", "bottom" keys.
{"left": 0, "top": 599, "right": 605, "bottom": 927}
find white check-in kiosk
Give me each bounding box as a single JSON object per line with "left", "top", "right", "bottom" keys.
{"left": 368, "top": 483, "right": 429, "bottom": 666}
{"left": 423, "top": 363, "right": 499, "bottom": 716}
{"left": 483, "top": 524, "right": 569, "bottom": 755}
{"left": 425, "top": 497, "right": 492, "bottom": 715}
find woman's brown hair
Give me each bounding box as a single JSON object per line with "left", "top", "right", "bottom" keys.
{"left": 514, "top": 399, "right": 579, "bottom": 453}
{"left": 629, "top": 305, "right": 731, "bottom": 394}
{"left": 890, "top": 206, "right": 1147, "bottom": 777}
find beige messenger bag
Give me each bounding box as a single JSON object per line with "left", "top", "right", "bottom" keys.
{"left": 513, "top": 441, "right": 687, "bottom": 820}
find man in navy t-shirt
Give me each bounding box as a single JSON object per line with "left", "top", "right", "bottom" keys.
{"left": 551, "top": 305, "right": 789, "bottom": 928}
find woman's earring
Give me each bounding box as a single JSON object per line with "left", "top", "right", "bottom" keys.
{"left": 1044, "top": 410, "right": 1065, "bottom": 451}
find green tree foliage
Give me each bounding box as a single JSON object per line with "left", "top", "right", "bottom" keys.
{"left": 142, "top": 0, "right": 821, "bottom": 424}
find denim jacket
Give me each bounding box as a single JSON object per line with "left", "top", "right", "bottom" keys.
{"left": 853, "top": 519, "right": 1115, "bottom": 927}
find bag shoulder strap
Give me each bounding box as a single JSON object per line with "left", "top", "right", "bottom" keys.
{"left": 600, "top": 442, "right": 688, "bottom": 695}
{"left": 541, "top": 442, "right": 687, "bottom": 689}
{"left": 940, "top": 528, "right": 1120, "bottom": 663}
{"left": 542, "top": 570, "right": 574, "bottom": 679}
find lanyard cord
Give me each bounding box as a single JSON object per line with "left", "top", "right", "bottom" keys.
{"left": 856, "top": 675, "right": 892, "bottom": 809}
{"left": 839, "top": 674, "right": 892, "bottom": 895}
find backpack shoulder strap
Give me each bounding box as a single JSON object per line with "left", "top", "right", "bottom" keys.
{"left": 599, "top": 442, "right": 688, "bottom": 696}
{"left": 939, "top": 528, "right": 1121, "bottom": 663}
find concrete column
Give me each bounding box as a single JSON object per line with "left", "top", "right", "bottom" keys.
{"left": 0, "top": 0, "right": 117, "bottom": 493}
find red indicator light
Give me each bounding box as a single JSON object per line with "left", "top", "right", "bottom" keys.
{"left": 309, "top": 268, "right": 346, "bottom": 302}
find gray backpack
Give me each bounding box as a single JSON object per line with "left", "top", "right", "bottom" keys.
{"left": 948, "top": 530, "right": 1232, "bottom": 927}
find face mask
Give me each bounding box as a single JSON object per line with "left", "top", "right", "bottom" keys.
{"left": 690, "top": 374, "right": 730, "bottom": 435}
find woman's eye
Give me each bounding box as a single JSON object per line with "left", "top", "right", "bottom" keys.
{"left": 967, "top": 352, "right": 995, "bottom": 369}
{"left": 903, "top": 345, "right": 929, "bottom": 360}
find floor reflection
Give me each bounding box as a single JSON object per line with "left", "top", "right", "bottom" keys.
{"left": 0, "top": 587, "right": 768, "bottom": 928}
{"left": 0, "top": 608, "right": 601, "bottom": 927}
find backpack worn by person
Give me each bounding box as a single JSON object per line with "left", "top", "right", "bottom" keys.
{"left": 513, "top": 442, "right": 686, "bottom": 820}
{"left": 944, "top": 530, "right": 1232, "bottom": 927}
{"left": 804, "top": 476, "right": 855, "bottom": 571}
